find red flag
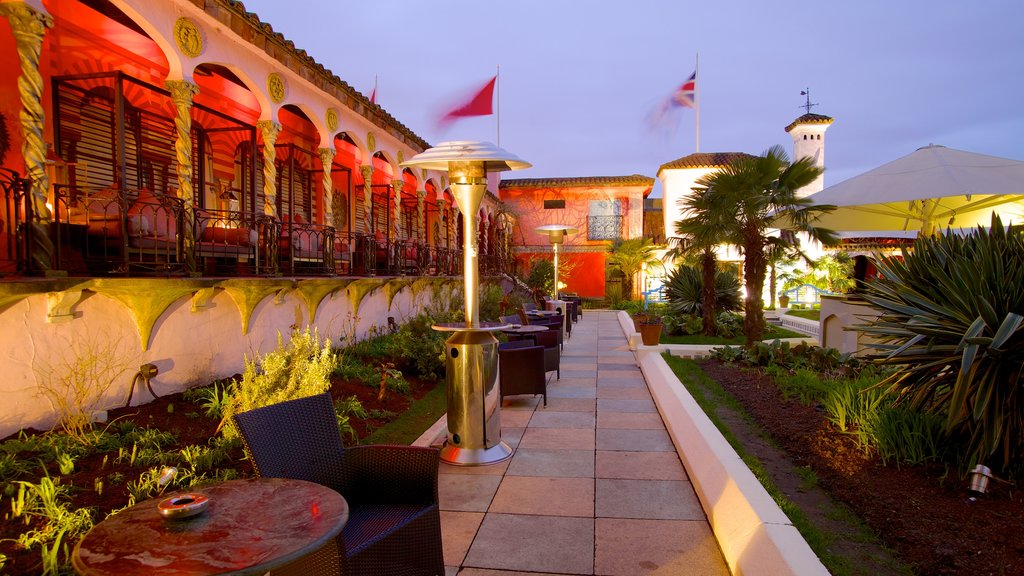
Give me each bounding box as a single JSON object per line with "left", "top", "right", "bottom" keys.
{"left": 437, "top": 76, "right": 496, "bottom": 128}
{"left": 370, "top": 86, "right": 377, "bottom": 105}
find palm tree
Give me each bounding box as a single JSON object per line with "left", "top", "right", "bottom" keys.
{"left": 668, "top": 184, "right": 736, "bottom": 335}
{"left": 696, "top": 145, "right": 838, "bottom": 344}
{"left": 606, "top": 238, "right": 659, "bottom": 300}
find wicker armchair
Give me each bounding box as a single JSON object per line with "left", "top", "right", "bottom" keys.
{"left": 232, "top": 393, "right": 444, "bottom": 576}
{"left": 498, "top": 340, "right": 547, "bottom": 406}
{"left": 532, "top": 328, "right": 560, "bottom": 380}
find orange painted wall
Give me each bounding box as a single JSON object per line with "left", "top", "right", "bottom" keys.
{"left": 517, "top": 251, "right": 608, "bottom": 299}
{"left": 502, "top": 182, "right": 649, "bottom": 300}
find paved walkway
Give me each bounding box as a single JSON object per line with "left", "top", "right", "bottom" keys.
{"left": 438, "top": 310, "right": 730, "bottom": 575}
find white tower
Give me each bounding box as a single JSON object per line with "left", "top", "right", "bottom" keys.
{"left": 785, "top": 112, "right": 833, "bottom": 198}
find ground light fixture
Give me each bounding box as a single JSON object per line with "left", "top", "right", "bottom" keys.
{"left": 402, "top": 141, "right": 531, "bottom": 465}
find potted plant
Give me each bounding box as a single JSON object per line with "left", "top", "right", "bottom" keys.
{"left": 778, "top": 292, "right": 790, "bottom": 308}
{"left": 638, "top": 316, "right": 663, "bottom": 346}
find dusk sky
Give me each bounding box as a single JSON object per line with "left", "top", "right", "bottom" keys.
{"left": 242, "top": 0, "right": 1023, "bottom": 196}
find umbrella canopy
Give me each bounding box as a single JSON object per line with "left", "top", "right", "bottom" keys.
{"left": 803, "top": 145, "right": 1024, "bottom": 234}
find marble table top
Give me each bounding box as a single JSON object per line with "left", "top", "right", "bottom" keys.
{"left": 72, "top": 477, "right": 348, "bottom": 576}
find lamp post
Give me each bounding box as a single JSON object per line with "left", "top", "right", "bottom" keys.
{"left": 402, "top": 141, "right": 530, "bottom": 465}
{"left": 534, "top": 224, "right": 578, "bottom": 317}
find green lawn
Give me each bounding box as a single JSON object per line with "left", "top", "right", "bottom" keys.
{"left": 362, "top": 382, "right": 448, "bottom": 445}
{"left": 661, "top": 324, "right": 805, "bottom": 345}
{"left": 785, "top": 309, "right": 821, "bottom": 321}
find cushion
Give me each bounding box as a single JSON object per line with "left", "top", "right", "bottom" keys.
{"left": 128, "top": 189, "right": 176, "bottom": 239}
{"left": 201, "top": 226, "right": 256, "bottom": 245}
{"left": 126, "top": 214, "right": 151, "bottom": 236}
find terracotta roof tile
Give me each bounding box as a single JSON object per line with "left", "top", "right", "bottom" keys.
{"left": 657, "top": 152, "right": 753, "bottom": 173}
{"left": 220, "top": 1, "right": 429, "bottom": 150}
{"left": 785, "top": 113, "right": 834, "bottom": 132}
{"left": 499, "top": 174, "right": 654, "bottom": 189}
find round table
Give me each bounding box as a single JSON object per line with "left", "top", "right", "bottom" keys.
{"left": 501, "top": 324, "right": 550, "bottom": 336}
{"left": 72, "top": 478, "right": 349, "bottom": 576}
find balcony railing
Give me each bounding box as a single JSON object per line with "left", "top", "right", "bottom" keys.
{"left": 17, "top": 184, "right": 509, "bottom": 280}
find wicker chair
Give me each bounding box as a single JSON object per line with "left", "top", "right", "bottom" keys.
{"left": 516, "top": 308, "right": 531, "bottom": 325}
{"left": 532, "top": 328, "right": 560, "bottom": 380}
{"left": 232, "top": 393, "right": 444, "bottom": 576}
{"left": 498, "top": 340, "right": 547, "bottom": 406}
{"left": 499, "top": 314, "right": 521, "bottom": 326}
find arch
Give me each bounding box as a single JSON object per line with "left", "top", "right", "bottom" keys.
{"left": 192, "top": 62, "right": 267, "bottom": 124}
{"left": 371, "top": 151, "right": 394, "bottom": 181}
{"left": 106, "top": 0, "right": 180, "bottom": 78}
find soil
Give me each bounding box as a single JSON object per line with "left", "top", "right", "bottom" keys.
{"left": 699, "top": 359, "right": 1024, "bottom": 576}
{"left": 0, "top": 373, "right": 439, "bottom": 576}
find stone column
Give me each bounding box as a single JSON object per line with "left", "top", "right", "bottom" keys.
{"left": 257, "top": 120, "right": 281, "bottom": 218}
{"left": 360, "top": 164, "right": 373, "bottom": 233}
{"left": 391, "top": 179, "right": 403, "bottom": 241}
{"left": 166, "top": 80, "right": 200, "bottom": 272}
{"left": 1, "top": 1, "right": 54, "bottom": 272}
{"left": 317, "top": 147, "right": 334, "bottom": 226}
{"left": 417, "top": 189, "right": 426, "bottom": 242}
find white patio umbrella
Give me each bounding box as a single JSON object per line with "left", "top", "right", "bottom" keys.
{"left": 803, "top": 145, "right": 1024, "bottom": 235}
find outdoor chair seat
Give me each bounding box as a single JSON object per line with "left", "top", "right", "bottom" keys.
{"left": 232, "top": 393, "right": 444, "bottom": 576}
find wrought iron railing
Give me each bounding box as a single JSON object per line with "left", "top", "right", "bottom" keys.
{"left": 588, "top": 215, "right": 622, "bottom": 240}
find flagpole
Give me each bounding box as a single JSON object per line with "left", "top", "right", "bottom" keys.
{"left": 496, "top": 64, "right": 501, "bottom": 147}
{"left": 695, "top": 53, "right": 700, "bottom": 153}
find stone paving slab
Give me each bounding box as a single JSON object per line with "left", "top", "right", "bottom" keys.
{"left": 506, "top": 448, "right": 595, "bottom": 478}
{"left": 595, "top": 518, "right": 730, "bottom": 576}
{"left": 596, "top": 411, "right": 666, "bottom": 430}
{"left": 441, "top": 311, "right": 727, "bottom": 576}
{"left": 597, "top": 428, "right": 676, "bottom": 452}
{"left": 490, "top": 476, "right": 594, "bottom": 517}
{"left": 596, "top": 451, "right": 688, "bottom": 481}
{"left": 464, "top": 514, "right": 594, "bottom": 574}
{"left": 596, "top": 478, "right": 705, "bottom": 520}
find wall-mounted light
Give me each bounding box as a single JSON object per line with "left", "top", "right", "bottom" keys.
{"left": 124, "top": 363, "right": 160, "bottom": 407}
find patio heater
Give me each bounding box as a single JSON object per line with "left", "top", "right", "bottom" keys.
{"left": 402, "top": 141, "right": 531, "bottom": 465}
{"left": 535, "top": 224, "right": 578, "bottom": 318}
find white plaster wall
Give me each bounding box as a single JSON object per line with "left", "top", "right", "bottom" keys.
{"left": 660, "top": 166, "right": 715, "bottom": 241}
{"left": 788, "top": 123, "right": 830, "bottom": 198}
{"left": 0, "top": 279, "right": 458, "bottom": 438}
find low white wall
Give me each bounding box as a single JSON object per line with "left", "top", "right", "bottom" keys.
{"left": 618, "top": 311, "right": 828, "bottom": 576}
{"left": 0, "top": 277, "right": 461, "bottom": 438}
{"left": 778, "top": 312, "right": 820, "bottom": 337}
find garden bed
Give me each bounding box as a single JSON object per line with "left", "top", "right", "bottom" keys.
{"left": 0, "top": 372, "right": 441, "bottom": 575}
{"left": 698, "top": 359, "right": 1024, "bottom": 575}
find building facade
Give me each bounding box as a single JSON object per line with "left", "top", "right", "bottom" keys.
{"left": 499, "top": 175, "right": 653, "bottom": 299}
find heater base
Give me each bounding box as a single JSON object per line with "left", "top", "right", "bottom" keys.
{"left": 440, "top": 440, "right": 513, "bottom": 466}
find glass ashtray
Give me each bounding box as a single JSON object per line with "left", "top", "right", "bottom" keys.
{"left": 158, "top": 493, "right": 209, "bottom": 520}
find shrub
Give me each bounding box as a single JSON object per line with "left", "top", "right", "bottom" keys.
{"left": 33, "top": 332, "right": 134, "bottom": 445}
{"left": 857, "top": 215, "right": 1024, "bottom": 477}
{"left": 383, "top": 313, "right": 446, "bottom": 380}
{"left": 478, "top": 282, "right": 505, "bottom": 322}
{"left": 665, "top": 265, "right": 742, "bottom": 316}
{"left": 219, "top": 328, "right": 336, "bottom": 438}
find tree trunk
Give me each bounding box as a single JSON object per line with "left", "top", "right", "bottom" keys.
{"left": 701, "top": 249, "right": 717, "bottom": 336}
{"left": 769, "top": 263, "right": 777, "bottom": 309}
{"left": 743, "top": 235, "right": 767, "bottom": 346}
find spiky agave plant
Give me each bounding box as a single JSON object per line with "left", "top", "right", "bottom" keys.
{"left": 856, "top": 215, "right": 1024, "bottom": 477}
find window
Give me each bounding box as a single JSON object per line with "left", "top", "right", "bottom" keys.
{"left": 543, "top": 199, "right": 565, "bottom": 209}
{"left": 588, "top": 200, "right": 621, "bottom": 240}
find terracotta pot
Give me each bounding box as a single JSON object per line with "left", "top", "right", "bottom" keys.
{"left": 639, "top": 322, "right": 663, "bottom": 346}
{"left": 779, "top": 295, "right": 790, "bottom": 308}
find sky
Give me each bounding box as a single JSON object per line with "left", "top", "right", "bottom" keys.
{"left": 241, "top": 0, "right": 1023, "bottom": 196}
